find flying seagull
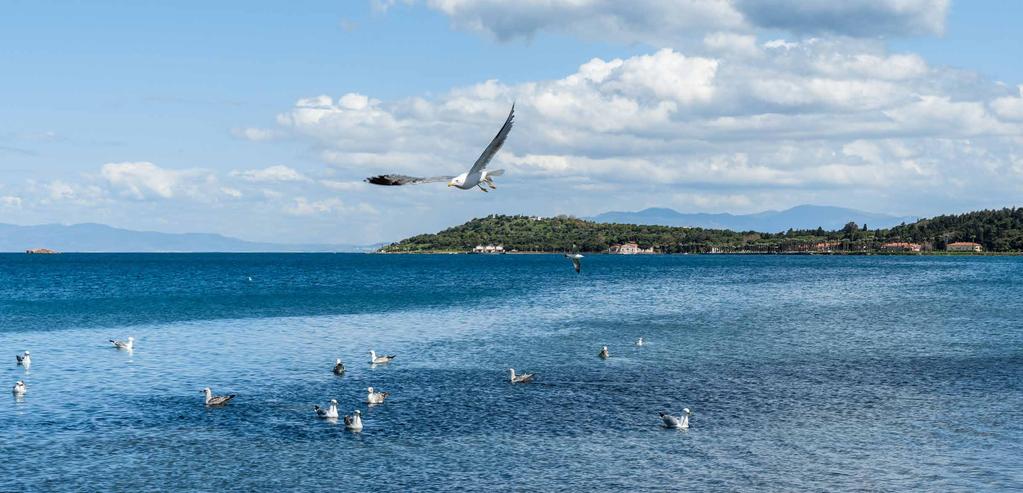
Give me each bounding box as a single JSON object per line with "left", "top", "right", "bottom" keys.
{"left": 365, "top": 104, "right": 515, "bottom": 192}
{"left": 110, "top": 336, "right": 134, "bottom": 351}
{"left": 202, "top": 387, "right": 236, "bottom": 407}
{"left": 565, "top": 253, "right": 583, "bottom": 273}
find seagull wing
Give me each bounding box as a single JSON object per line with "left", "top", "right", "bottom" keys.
{"left": 364, "top": 174, "right": 455, "bottom": 186}
{"left": 467, "top": 104, "right": 515, "bottom": 176}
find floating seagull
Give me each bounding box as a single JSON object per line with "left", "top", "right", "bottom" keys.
{"left": 370, "top": 350, "right": 395, "bottom": 365}
{"left": 344, "top": 409, "right": 364, "bottom": 431}
{"left": 598, "top": 346, "right": 610, "bottom": 359}
{"left": 366, "top": 387, "right": 390, "bottom": 405}
{"left": 332, "top": 358, "right": 346, "bottom": 376}
{"left": 110, "top": 336, "right": 134, "bottom": 351}
{"left": 365, "top": 104, "right": 514, "bottom": 192}
{"left": 564, "top": 253, "right": 583, "bottom": 273}
{"left": 314, "top": 399, "right": 340, "bottom": 419}
{"left": 247, "top": 276, "right": 253, "bottom": 282}
{"left": 508, "top": 368, "right": 535, "bottom": 383}
{"left": 636, "top": 337, "right": 645, "bottom": 346}
{"left": 15, "top": 351, "right": 30, "bottom": 368}
{"left": 12, "top": 381, "right": 26, "bottom": 396}
{"left": 202, "top": 387, "right": 236, "bottom": 407}
{"left": 660, "top": 408, "right": 693, "bottom": 429}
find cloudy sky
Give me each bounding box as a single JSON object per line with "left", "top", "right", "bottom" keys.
{"left": 2, "top": 0, "right": 1021, "bottom": 244}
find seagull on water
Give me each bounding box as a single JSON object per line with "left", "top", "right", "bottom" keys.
{"left": 314, "top": 399, "right": 340, "bottom": 419}
{"left": 370, "top": 350, "right": 395, "bottom": 365}
{"left": 636, "top": 337, "right": 645, "bottom": 346}
{"left": 564, "top": 253, "right": 583, "bottom": 273}
{"left": 332, "top": 358, "right": 346, "bottom": 376}
{"left": 12, "top": 381, "right": 26, "bottom": 396}
{"left": 509, "top": 368, "right": 535, "bottom": 383}
{"left": 598, "top": 346, "right": 610, "bottom": 359}
{"left": 110, "top": 336, "right": 134, "bottom": 351}
{"left": 344, "top": 409, "right": 364, "bottom": 431}
{"left": 15, "top": 351, "right": 30, "bottom": 369}
{"left": 660, "top": 408, "right": 693, "bottom": 429}
{"left": 365, "top": 104, "right": 514, "bottom": 192}
{"left": 202, "top": 387, "right": 236, "bottom": 407}
{"left": 366, "top": 387, "right": 390, "bottom": 405}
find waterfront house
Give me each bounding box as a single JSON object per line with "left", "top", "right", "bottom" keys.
{"left": 470, "top": 243, "right": 503, "bottom": 252}
{"left": 880, "top": 242, "right": 922, "bottom": 252}
{"left": 609, "top": 242, "right": 655, "bottom": 254}
{"left": 946, "top": 241, "right": 983, "bottom": 252}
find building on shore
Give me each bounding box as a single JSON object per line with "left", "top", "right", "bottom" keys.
{"left": 472, "top": 244, "right": 505, "bottom": 254}
{"left": 880, "top": 242, "right": 922, "bottom": 252}
{"left": 609, "top": 242, "right": 655, "bottom": 254}
{"left": 26, "top": 248, "right": 59, "bottom": 254}
{"left": 946, "top": 241, "right": 983, "bottom": 252}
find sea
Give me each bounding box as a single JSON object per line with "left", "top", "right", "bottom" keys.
{"left": 1, "top": 253, "right": 1021, "bottom": 491}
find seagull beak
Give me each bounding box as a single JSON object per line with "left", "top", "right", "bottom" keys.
{"left": 447, "top": 183, "right": 453, "bottom": 187}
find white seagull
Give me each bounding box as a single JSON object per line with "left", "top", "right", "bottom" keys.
{"left": 636, "top": 337, "right": 645, "bottom": 346}
{"left": 660, "top": 408, "right": 693, "bottom": 429}
{"left": 365, "top": 104, "right": 514, "bottom": 192}
{"left": 15, "top": 351, "right": 30, "bottom": 369}
{"left": 110, "top": 336, "right": 134, "bottom": 351}
{"left": 508, "top": 368, "right": 535, "bottom": 383}
{"left": 314, "top": 399, "right": 340, "bottom": 419}
{"left": 202, "top": 387, "right": 236, "bottom": 407}
{"left": 344, "top": 409, "right": 364, "bottom": 431}
{"left": 369, "top": 350, "right": 395, "bottom": 365}
{"left": 564, "top": 253, "right": 583, "bottom": 273}
{"left": 366, "top": 387, "right": 390, "bottom": 405}
{"left": 598, "top": 346, "right": 610, "bottom": 359}
{"left": 12, "top": 381, "right": 26, "bottom": 396}
{"left": 332, "top": 358, "right": 346, "bottom": 376}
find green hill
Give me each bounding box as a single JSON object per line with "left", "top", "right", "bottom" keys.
{"left": 380, "top": 208, "right": 1023, "bottom": 254}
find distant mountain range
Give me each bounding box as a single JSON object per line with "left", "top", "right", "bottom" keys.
{"left": 588, "top": 205, "right": 917, "bottom": 232}
{"left": 0, "top": 223, "right": 379, "bottom": 253}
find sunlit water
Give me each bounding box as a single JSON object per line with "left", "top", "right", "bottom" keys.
{"left": 2, "top": 253, "right": 1021, "bottom": 491}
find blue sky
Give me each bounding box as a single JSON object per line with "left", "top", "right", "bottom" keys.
{"left": 1, "top": 0, "right": 1021, "bottom": 244}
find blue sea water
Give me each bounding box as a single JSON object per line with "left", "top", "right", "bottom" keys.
{"left": 1, "top": 253, "right": 1021, "bottom": 491}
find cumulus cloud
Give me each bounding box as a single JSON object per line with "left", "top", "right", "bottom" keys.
{"left": 0, "top": 195, "right": 22, "bottom": 209}
{"left": 100, "top": 162, "right": 231, "bottom": 201}
{"left": 231, "top": 165, "right": 309, "bottom": 182}
{"left": 261, "top": 37, "right": 1023, "bottom": 214}
{"left": 414, "top": 0, "right": 948, "bottom": 42}
{"left": 286, "top": 197, "right": 378, "bottom": 216}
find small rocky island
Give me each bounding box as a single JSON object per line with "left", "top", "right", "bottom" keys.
{"left": 26, "top": 248, "right": 59, "bottom": 254}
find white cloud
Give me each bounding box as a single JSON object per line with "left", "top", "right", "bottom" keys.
{"left": 100, "top": 162, "right": 229, "bottom": 200}
{"left": 0, "top": 195, "right": 22, "bottom": 209}
{"left": 231, "top": 165, "right": 309, "bottom": 182}
{"left": 320, "top": 179, "right": 366, "bottom": 191}
{"left": 286, "top": 197, "right": 378, "bottom": 216}
{"left": 991, "top": 86, "right": 1023, "bottom": 121}
{"left": 413, "top": 0, "right": 948, "bottom": 42}
{"left": 231, "top": 127, "right": 282, "bottom": 141}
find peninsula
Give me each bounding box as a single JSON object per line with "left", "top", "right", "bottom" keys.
{"left": 381, "top": 208, "right": 1023, "bottom": 254}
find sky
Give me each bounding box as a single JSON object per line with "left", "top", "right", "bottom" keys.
{"left": 1, "top": 0, "right": 1021, "bottom": 244}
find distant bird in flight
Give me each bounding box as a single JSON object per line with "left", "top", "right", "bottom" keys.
{"left": 565, "top": 253, "right": 583, "bottom": 273}
{"left": 365, "top": 104, "right": 514, "bottom": 192}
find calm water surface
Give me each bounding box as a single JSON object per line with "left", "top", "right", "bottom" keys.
{"left": 1, "top": 254, "right": 1021, "bottom": 491}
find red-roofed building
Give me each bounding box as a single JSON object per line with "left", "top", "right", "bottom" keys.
{"left": 946, "top": 242, "right": 983, "bottom": 252}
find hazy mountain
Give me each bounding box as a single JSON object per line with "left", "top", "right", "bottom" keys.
{"left": 0, "top": 223, "right": 379, "bottom": 252}
{"left": 589, "top": 205, "right": 917, "bottom": 232}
